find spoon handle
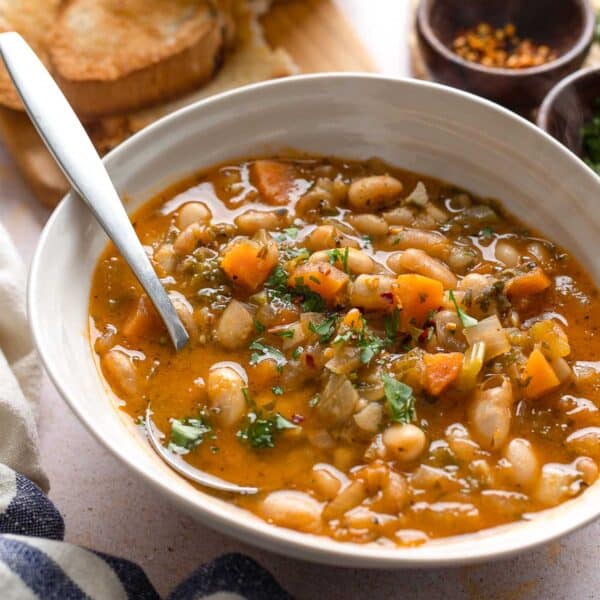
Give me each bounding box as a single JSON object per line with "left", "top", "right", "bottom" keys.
{"left": 0, "top": 32, "right": 188, "bottom": 350}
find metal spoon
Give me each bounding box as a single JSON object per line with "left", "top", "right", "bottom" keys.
{"left": 145, "top": 406, "right": 259, "bottom": 495}
{"left": 0, "top": 33, "right": 257, "bottom": 495}
{"left": 0, "top": 32, "right": 188, "bottom": 351}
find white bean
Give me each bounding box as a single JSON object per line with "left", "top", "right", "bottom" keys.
{"left": 304, "top": 225, "right": 359, "bottom": 252}
{"left": 260, "top": 491, "right": 322, "bottom": 532}
{"left": 575, "top": 457, "right": 599, "bottom": 485}
{"left": 153, "top": 243, "right": 176, "bottom": 276}
{"left": 169, "top": 292, "right": 197, "bottom": 338}
{"left": 534, "top": 463, "right": 578, "bottom": 507}
{"left": 173, "top": 223, "right": 204, "bottom": 256}
{"left": 504, "top": 438, "right": 540, "bottom": 490}
{"left": 349, "top": 274, "right": 395, "bottom": 311}
{"left": 346, "top": 214, "right": 389, "bottom": 236}
{"left": 309, "top": 248, "right": 374, "bottom": 274}
{"left": 495, "top": 240, "right": 520, "bottom": 268}
{"left": 468, "top": 377, "right": 513, "bottom": 450}
{"left": 566, "top": 427, "right": 600, "bottom": 460}
{"left": 235, "top": 209, "right": 289, "bottom": 235}
{"left": 353, "top": 402, "right": 383, "bottom": 433}
{"left": 102, "top": 349, "right": 139, "bottom": 397}
{"left": 323, "top": 480, "right": 367, "bottom": 521}
{"left": 348, "top": 175, "right": 403, "bottom": 210}
{"left": 387, "top": 248, "right": 457, "bottom": 289}
{"left": 177, "top": 202, "right": 212, "bottom": 230}
{"left": 216, "top": 300, "right": 254, "bottom": 350}
{"left": 207, "top": 366, "right": 246, "bottom": 426}
{"left": 382, "top": 424, "right": 427, "bottom": 462}
{"left": 311, "top": 466, "right": 343, "bottom": 500}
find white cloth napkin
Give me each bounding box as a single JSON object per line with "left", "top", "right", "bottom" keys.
{"left": 0, "top": 222, "right": 47, "bottom": 491}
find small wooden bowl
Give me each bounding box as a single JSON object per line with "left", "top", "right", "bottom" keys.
{"left": 416, "top": 0, "right": 596, "bottom": 115}
{"left": 538, "top": 67, "right": 600, "bottom": 162}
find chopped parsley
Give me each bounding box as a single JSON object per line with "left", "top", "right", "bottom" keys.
{"left": 449, "top": 290, "right": 478, "bottom": 328}
{"left": 249, "top": 340, "right": 287, "bottom": 372}
{"left": 333, "top": 315, "right": 387, "bottom": 364}
{"left": 292, "top": 346, "right": 303, "bottom": 359}
{"left": 168, "top": 416, "right": 212, "bottom": 454}
{"left": 237, "top": 412, "right": 298, "bottom": 449}
{"left": 272, "top": 386, "right": 284, "bottom": 396}
{"left": 479, "top": 226, "right": 495, "bottom": 239}
{"left": 274, "top": 329, "right": 294, "bottom": 339}
{"left": 308, "top": 315, "right": 338, "bottom": 343}
{"left": 326, "top": 247, "right": 350, "bottom": 273}
{"left": 382, "top": 372, "right": 416, "bottom": 424}
{"left": 253, "top": 318, "right": 265, "bottom": 334}
{"left": 582, "top": 101, "right": 600, "bottom": 175}
{"left": 384, "top": 307, "right": 401, "bottom": 342}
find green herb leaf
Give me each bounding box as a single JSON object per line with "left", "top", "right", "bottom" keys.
{"left": 272, "top": 386, "right": 283, "bottom": 396}
{"left": 292, "top": 346, "right": 303, "bottom": 359}
{"left": 168, "top": 416, "right": 211, "bottom": 454}
{"left": 384, "top": 307, "right": 400, "bottom": 342}
{"left": 326, "top": 247, "right": 350, "bottom": 273}
{"left": 479, "top": 226, "right": 495, "bottom": 239}
{"left": 283, "top": 227, "right": 299, "bottom": 239}
{"left": 249, "top": 340, "right": 287, "bottom": 372}
{"left": 308, "top": 316, "right": 338, "bottom": 343}
{"left": 382, "top": 372, "right": 416, "bottom": 424}
{"left": 449, "top": 290, "right": 478, "bottom": 328}
{"left": 237, "top": 411, "right": 298, "bottom": 449}
{"left": 253, "top": 318, "right": 265, "bottom": 334}
{"left": 274, "top": 329, "right": 294, "bottom": 339}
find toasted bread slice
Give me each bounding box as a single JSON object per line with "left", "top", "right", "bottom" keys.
{"left": 2, "top": 4, "right": 296, "bottom": 207}
{"left": 88, "top": 4, "right": 296, "bottom": 154}
{"left": 0, "top": 107, "right": 69, "bottom": 206}
{"left": 48, "top": 0, "right": 225, "bottom": 118}
{"left": 0, "top": 0, "right": 62, "bottom": 110}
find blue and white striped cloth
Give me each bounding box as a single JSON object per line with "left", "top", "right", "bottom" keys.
{"left": 0, "top": 464, "right": 290, "bottom": 599}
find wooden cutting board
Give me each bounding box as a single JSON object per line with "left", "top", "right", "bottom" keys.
{"left": 1, "top": 0, "right": 375, "bottom": 208}
{"left": 262, "top": 0, "right": 375, "bottom": 73}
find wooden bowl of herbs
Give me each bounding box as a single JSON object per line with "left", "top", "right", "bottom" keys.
{"left": 416, "top": 0, "right": 596, "bottom": 115}
{"left": 538, "top": 67, "right": 600, "bottom": 176}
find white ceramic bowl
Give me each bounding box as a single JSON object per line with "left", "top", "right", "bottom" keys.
{"left": 29, "top": 74, "right": 600, "bottom": 567}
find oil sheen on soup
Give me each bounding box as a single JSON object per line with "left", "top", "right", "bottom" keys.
{"left": 89, "top": 157, "right": 600, "bottom": 546}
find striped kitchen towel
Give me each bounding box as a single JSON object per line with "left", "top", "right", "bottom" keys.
{"left": 0, "top": 464, "right": 291, "bottom": 599}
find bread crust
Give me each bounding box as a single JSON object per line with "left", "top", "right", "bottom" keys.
{"left": 0, "top": 0, "right": 62, "bottom": 110}
{"left": 48, "top": 0, "right": 224, "bottom": 118}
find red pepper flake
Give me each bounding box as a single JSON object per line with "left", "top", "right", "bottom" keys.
{"left": 380, "top": 292, "right": 394, "bottom": 304}
{"left": 291, "top": 413, "right": 305, "bottom": 425}
{"left": 305, "top": 354, "right": 315, "bottom": 368}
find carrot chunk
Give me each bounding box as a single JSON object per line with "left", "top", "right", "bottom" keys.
{"left": 252, "top": 160, "right": 296, "bottom": 205}
{"left": 505, "top": 267, "right": 551, "bottom": 298}
{"left": 423, "top": 352, "right": 464, "bottom": 396}
{"left": 523, "top": 347, "right": 561, "bottom": 400}
{"left": 122, "top": 294, "right": 163, "bottom": 339}
{"left": 289, "top": 262, "right": 349, "bottom": 304}
{"left": 221, "top": 238, "right": 278, "bottom": 290}
{"left": 392, "top": 274, "right": 444, "bottom": 329}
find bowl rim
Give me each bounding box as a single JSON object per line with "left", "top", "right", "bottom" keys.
{"left": 417, "top": 0, "right": 596, "bottom": 77}
{"left": 537, "top": 65, "right": 600, "bottom": 133}
{"left": 28, "top": 72, "right": 600, "bottom": 567}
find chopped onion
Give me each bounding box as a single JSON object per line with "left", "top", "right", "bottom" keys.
{"left": 464, "top": 315, "right": 511, "bottom": 360}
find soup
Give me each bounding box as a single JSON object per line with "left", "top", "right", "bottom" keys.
{"left": 89, "top": 156, "right": 600, "bottom": 546}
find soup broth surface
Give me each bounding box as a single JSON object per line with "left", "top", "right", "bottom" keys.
{"left": 90, "top": 156, "right": 600, "bottom": 546}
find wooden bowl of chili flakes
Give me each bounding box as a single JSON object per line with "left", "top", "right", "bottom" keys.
{"left": 416, "top": 0, "right": 596, "bottom": 115}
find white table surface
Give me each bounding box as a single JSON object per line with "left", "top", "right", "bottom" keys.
{"left": 2, "top": 2, "right": 600, "bottom": 598}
